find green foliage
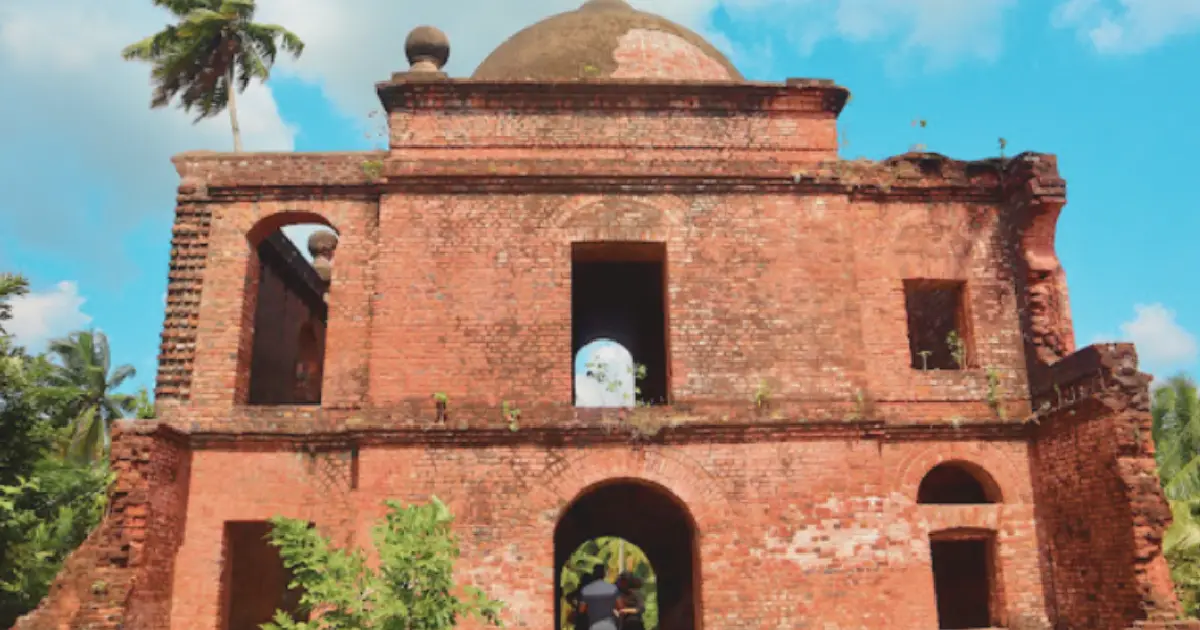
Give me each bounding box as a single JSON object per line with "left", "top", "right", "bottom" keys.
{"left": 0, "top": 273, "right": 29, "bottom": 336}
{"left": 501, "top": 401, "right": 520, "bottom": 432}
{"left": 946, "top": 331, "right": 967, "bottom": 369}
{"left": 262, "top": 497, "right": 504, "bottom": 630}
{"left": 0, "top": 459, "right": 112, "bottom": 627}
{"left": 985, "top": 368, "right": 1004, "bottom": 420}
{"left": 361, "top": 160, "right": 384, "bottom": 180}
{"left": 1152, "top": 374, "right": 1200, "bottom": 616}
{"left": 559, "top": 537, "right": 658, "bottom": 630}
{"left": 753, "top": 379, "right": 772, "bottom": 408}
{"left": 42, "top": 330, "right": 139, "bottom": 464}
{"left": 134, "top": 387, "right": 157, "bottom": 420}
{"left": 0, "top": 271, "right": 138, "bottom": 625}
{"left": 121, "top": 0, "right": 304, "bottom": 150}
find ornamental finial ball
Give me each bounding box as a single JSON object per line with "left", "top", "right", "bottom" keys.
{"left": 307, "top": 230, "right": 339, "bottom": 259}
{"left": 405, "top": 26, "right": 450, "bottom": 72}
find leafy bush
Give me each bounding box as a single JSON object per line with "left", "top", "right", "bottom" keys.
{"left": 262, "top": 497, "right": 504, "bottom": 630}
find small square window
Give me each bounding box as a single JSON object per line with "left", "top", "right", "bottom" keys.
{"left": 904, "top": 280, "right": 971, "bottom": 371}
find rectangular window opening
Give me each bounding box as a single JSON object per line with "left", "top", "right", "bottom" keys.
{"left": 904, "top": 279, "right": 972, "bottom": 371}
{"left": 930, "top": 537, "right": 997, "bottom": 630}
{"left": 220, "top": 521, "right": 307, "bottom": 630}
{"left": 571, "top": 242, "right": 669, "bottom": 407}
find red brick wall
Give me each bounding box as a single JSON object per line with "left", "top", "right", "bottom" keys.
{"left": 163, "top": 436, "right": 1046, "bottom": 630}
{"left": 363, "top": 192, "right": 1026, "bottom": 417}
{"left": 1029, "top": 344, "right": 1186, "bottom": 630}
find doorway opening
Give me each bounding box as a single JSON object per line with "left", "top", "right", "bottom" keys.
{"left": 219, "top": 521, "right": 306, "bottom": 630}
{"left": 929, "top": 530, "right": 1002, "bottom": 629}
{"left": 554, "top": 480, "right": 698, "bottom": 630}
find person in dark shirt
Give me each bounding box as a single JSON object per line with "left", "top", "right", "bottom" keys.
{"left": 578, "top": 565, "right": 620, "bottom": 630}
{"left": 614, "top": 572, "right": 646, "bottom": 630}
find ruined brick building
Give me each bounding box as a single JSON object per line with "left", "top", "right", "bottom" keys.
{"left": 14, "top": 1, "right": 1197, "bottom": 629}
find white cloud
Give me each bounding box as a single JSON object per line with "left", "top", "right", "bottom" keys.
{"left": 0, "top": 0, "right": 294, "bottom": 263}
{"left": 1102, "top": 303, "right": 1200, "bottom": 376}
{"left": 8, "top": 281, "right": 93, "bottom": 353}
{"left": 1052, "top": 0, "right": 1200, "bottom": 54}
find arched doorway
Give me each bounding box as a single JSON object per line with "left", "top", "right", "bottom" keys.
{"left": 554, "top": 480, "right": 699, "bottom": 630}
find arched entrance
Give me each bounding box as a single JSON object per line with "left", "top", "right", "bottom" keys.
{"left": 554, "top": 479, "right": 699, "bottom": 630}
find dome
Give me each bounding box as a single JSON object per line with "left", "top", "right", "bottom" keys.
{"left": 471, "top": 0, "right": 743, "bottom": 82}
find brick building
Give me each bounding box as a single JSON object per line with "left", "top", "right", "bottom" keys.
{"left": 14, "top": 1, "right": 1197, "bottom": 629}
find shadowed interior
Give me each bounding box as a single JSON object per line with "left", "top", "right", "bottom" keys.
{"left": 554, "top": 481, "right": 697, "bottom": 630}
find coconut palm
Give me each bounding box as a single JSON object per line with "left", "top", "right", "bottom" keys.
{"left": 1152, "top": 374, "right": 1200, "bottom": 615}
{"left": 121, "top": 0, "right": 304, "bottom": 152}
{"left": 0, "top": 274, "right": 29, "bottom": 336}
{"left": 42, "top": 331, "right": 138, "bottom": 463}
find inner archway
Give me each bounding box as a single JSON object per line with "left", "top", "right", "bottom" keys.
{"left": 554, "top": 480, "right": 698, "bottom": 630}
{"left": 560, "top": 537, "right": 659, "bottom": 629}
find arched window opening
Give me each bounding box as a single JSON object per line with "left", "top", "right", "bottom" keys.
{"left": 917, "top": 462, "right": 1001, "bottom": 505}
{"left": 929, "top": 529, "right": 1003, "bottom": 629}
{"left": 571, "top": 242, "right": 669, "bottom": 406}
{"left": 245, "top": 220, "right": 338, "bottom": 405}
{"left": 561, "top": 537, "right": 659, "bottom": 630}
{"left": 575, "top": 339, "right": 637, "bottom": 408}
{"left": 554, "top": 480, "right": 698, "bottom": 630}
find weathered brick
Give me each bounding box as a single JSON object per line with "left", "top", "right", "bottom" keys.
{"left": 18, "top": 7, "right": 1191, "bottom": 630}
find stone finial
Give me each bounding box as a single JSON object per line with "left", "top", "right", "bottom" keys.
{"left": 405, "top": 26, "right": 450, "bottom": 73}
{"left": 307, "top": 230, "right": 339, "bottom": 283}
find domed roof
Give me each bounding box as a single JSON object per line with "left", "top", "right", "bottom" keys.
{"left": 472, "top": 0, "right": 743, "bottom": 82}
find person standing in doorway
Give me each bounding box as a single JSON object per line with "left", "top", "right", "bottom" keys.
{"left": 615, "top": 572, "right": 646, "bottom": 630}
{"left": 579, "top": 564, "right": 621, "bottom": 630}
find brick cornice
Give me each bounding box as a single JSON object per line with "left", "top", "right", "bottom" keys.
{"left": 169, "top": 150, "right": 1059, "bottom": 203}
{"left": 120, "top": 416, "right": 1030, "bottom": 451}
{"left": 376, "top": 77, "right": 850, "bottom": 116}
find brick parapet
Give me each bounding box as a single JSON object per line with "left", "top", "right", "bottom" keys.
{"left": 375, "top": 77, "right": 851, "bottom": 116}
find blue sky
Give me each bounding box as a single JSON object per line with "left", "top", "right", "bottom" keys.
{"left": 1, "top": 0, "right": 1197, "bottom": 397}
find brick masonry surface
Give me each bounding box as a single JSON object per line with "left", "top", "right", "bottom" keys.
{"left": 13, "top": 73, "right": 1196, "bottom": 630}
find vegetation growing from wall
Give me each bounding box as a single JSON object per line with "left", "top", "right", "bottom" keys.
{"left": 262, "top": 497, "right": 505, "bottom": 630}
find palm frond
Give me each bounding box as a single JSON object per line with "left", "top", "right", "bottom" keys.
{"left": 107, "top": 364, "right": 136, "bottom": 390}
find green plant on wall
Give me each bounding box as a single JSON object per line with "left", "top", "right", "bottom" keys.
{"left": 262, "top": 497, "right": 504, "bottom": 630}
{"left": 502, "top": 401, "right": 520, "bottom": 432}
{"left": 946, "top": 331, "right": 967, "bottom": 369}
{"left": 985, "top": 368, "right": 1005, "bottom": 420}
{"left": 753, "top": 379, "right": 772, "bottom": 408}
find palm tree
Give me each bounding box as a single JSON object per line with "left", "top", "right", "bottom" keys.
{"left": 1152, "top": 374, "right": 1200, "bottom": 616}
{"left": 42, "top": 331, "right": 138, "bottom": 464}
{"left": 0, "top": 273, "right": 29, "bottom": 336}
{"left": 121, "top": 0, "right": 304, "bottom": 152}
